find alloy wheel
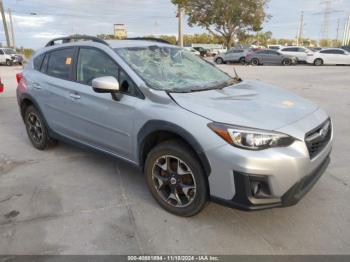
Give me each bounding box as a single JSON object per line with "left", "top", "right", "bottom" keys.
{"left": 26, "top": 112, "right": 43, "bottom": 144}
{"left": 152, "top": 155, "right": 196, "bottom": 208}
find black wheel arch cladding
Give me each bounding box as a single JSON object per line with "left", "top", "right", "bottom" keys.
{"left": 137, "top": 120, "right": 212, "bottom": 177}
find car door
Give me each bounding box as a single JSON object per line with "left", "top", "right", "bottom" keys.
{"left": 224, "top": 49, "right": 235, "bottom": 61}
{"left": 30, "top": 47, "right": 78, "bottom": 136}
{"left": 267, "top": 50, "right": 281, "bottom": 64}
{"left": 297, "top": 47, "right": 308, "bottom": 62}
{"left": 332, "top": 49, "right": 348, "bottom": 64}
{"left": 63, "top": 47, "right": 143, "bottom": 159}
{"left": 342, "top": 51, "right": 350, "bottom": 65}
{"left": 231, "top": 50, "right": 243, "bottom": 62}
{"left": 320, "top": 50, "right": 336, "bottom": 64}
{"left": 255, "top": 50, "right": 269, "bottom": 63}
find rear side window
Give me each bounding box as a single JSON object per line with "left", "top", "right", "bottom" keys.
{"left": 0, "top": 50, "right": 4, "bottom": 55}
{"left": 41, "top": 54, "right": 49, "bottom": 73}
{"left": 320, "top": 49, "right": 344, "bottom": 54}
{"left": 282, "top": 48, "right": 298, "bottom": 52}
{"left": 47, "top": 48, "right": 75, "bottom": 80}
{"left": 33, "top": 53, "right": 45, "bottom": 71}
{"left": 77, "top": 48, "right": 118, "bottom": 86}
{"left": 258, "top": 50, "right": 269, "bottom": 54}
{"left": 331, "top": 50, "right": 345, "bottom": 54}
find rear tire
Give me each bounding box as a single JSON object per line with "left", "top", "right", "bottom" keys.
{"left": 24, "top": 105, "right": 57, "bottom": 150}
{"left": 314, "top": 58, "right": 323, "bottom": 66}
{"left": 251, "top": 58, "right": 259, "bottom": 66}
{"left": 144, "top": 140, "right": 208, "bottom": 217}
{"left": 215, "top": 57, "right": 224, "bottom": 64}
{"left": 239, "top": 57, "right": 246, "bottom": 65}
{"left": 282, "top": 59, "right": 292, "bottom": 66}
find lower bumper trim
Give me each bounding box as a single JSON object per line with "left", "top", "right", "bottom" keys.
{"left": 211, "top": 155, "right": 331, "bottom": 211}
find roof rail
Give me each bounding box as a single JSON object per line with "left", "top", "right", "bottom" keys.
{"left": 125, "top": 37, "right": 172, "bottom": 45}
{"left": 45, "top": 35, "right": 109, "bottom": 47}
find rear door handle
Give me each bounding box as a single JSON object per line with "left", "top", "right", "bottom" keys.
{"left": 69, "top": 93, "right": 81, "bottom": 100}
{"left": 32, "top": 83, "right": 42, "bottom": 90}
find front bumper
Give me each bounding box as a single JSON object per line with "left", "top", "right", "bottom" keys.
{"left": 211, "top": 155, "right": 330, "bottom": 210}
{"left": 206, "top": 109, "right": 333, "bottom": 210}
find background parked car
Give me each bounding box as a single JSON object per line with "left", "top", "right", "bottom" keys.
{"left": 215, "top": 49, "right": 250, "bottom": 64}
{"left": 246, "top": 49, "right": 297, "bottom": 66}
{"left": 278, "top": 46, "right": 313, "bottom": 63}
{"left": 341, "top": 46, "right": 350, "bottom": 52}
{"left": 0, "top": 48, "right": 24, "bottom": 66}
{"left": 193, "top": 47, "right": 208, "bottom": 57}
{"left": 267, "top": 45, "right": 283, "bottom": 50}
{"left": 306, "top": 48, "right": 350, "bottom": 66}
{"left": 184, "top": 47, "right": 200, "bottom": 56}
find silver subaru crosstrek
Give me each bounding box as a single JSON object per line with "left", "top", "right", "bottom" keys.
{"left": 16, "top": 35, "right": 333, "bottom": 216}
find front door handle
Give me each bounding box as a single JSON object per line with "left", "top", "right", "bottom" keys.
{"left": 69, "top": 93, "right": 81, "bottom": 100}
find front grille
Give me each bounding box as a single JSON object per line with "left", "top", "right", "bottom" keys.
{"left": 305, "top": 119, "right": 332, "bottom": 159}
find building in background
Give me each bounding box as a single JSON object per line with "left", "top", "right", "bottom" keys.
{"left": 114, "top": 24, "right": 127, "bottom": 39}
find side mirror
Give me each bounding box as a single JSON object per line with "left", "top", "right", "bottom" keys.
{"left": 92, "top": 76, "right": 119, "bottom": 93}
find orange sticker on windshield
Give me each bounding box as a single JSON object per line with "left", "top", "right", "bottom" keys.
{"left": 65, "top": 57, "right": 72, "bottom": 65}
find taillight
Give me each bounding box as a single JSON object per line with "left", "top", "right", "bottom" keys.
{"left": 16, "top": 73, "right": 23, "bottom": 84}
{"left": 0, "top": 78, "right": 4, "bottom": 93}
{"left": 16, "top": 73, "right": 27, "bottom": 91}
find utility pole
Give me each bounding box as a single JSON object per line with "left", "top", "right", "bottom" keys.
{"left": 177, "top": 5, "right": 184, "bottom": 47}
{"left": 296, "top": 11, "right": 304, "bottom": 46}
{"left": 343, "top": 15, "right": 350, "bottom": 46}
{"left": 0, "top": 0, "right": 10, "bottom": 47}
{"left": 320, "top": 0, "right": 331, "bottom": 41}
{"left": 8, "top": 8, "right": 15, "bottom": 48}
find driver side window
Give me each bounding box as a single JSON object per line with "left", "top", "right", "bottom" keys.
{"left": 77, "top": 48, "right": 118, "bottom": 86}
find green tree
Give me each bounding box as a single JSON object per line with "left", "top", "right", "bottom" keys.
{"left": 172, "top": 0, "right": 270, "bottom": 48}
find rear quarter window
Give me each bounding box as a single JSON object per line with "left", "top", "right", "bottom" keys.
{"left": 33, "top": 53, "right": 45, "bottom": 71}
{"left": 47, "top": 48, "right": 75, "bottom": 80}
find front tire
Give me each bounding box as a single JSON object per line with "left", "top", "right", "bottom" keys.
{"left": 239, "top": 57, "right": 246, "bottom": 65}
{"left": 282, "top": 58, "right": 292, "bottom": 66}
{"left": 314, "top": 58, "right": 323, "bottom": 66}
{"left": 5, "top": 60, "right": 12, "bottom": 66}
{"left": 251, "top": 58, "right": 259, "bottom": 66}
{"left": 24, "top": 105, "right": 57, "bottom": 150}
{"left": 144, "top": 141, "right": 208, "bottom": 217}
{"left": 215, "top": 57, "right": 224, "bottom": 64}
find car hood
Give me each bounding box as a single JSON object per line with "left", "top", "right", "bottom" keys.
{"left": 169, "top": 80, "right": 318, "bottom": 130}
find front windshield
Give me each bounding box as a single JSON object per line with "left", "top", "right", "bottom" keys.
{"left": 4, "top": 49, "right": 16, "bottom": 55}
{"left": 115, "top": 46, "right": 233, "bottom": 92}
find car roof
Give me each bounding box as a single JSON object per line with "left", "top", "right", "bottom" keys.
{"left": 34, "top": 39, "right": 175, "bottom": 58}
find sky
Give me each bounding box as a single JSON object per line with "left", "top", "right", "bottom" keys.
{"left": 0, "top": 0, "right": 349, "bottom": 49}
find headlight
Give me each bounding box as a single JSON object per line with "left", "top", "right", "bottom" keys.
{"left": 208, "top": 123, "right": 295, "bottom": 150}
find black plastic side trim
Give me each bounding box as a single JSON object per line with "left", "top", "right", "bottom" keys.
{"left": 137, "top": 120, "right": 211, "bottom": 177}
